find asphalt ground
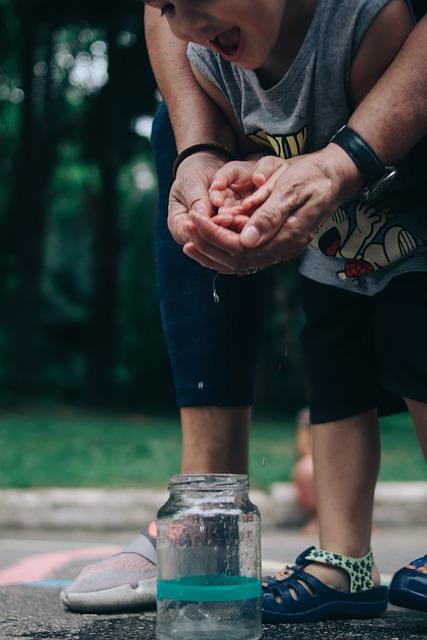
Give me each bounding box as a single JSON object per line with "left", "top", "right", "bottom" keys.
{"left": 0, "top": 527, "right": 426, "bottom": 639}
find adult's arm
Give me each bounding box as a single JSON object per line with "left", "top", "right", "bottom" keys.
{"left": 144, "top": 6, "right": 236, "bottom": 154}
{"left": 348, "top": 14, "right": 427, "bottom": 165}
{"left": 145, "top": 6, "right": 238, "bottom": 246}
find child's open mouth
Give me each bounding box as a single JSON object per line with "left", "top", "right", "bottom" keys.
{"left": 210, "top": 27, "right": 242, "bottom": 60}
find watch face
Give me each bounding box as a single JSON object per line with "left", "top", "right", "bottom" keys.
{"left": 360, "top": 168, "right": 398, "bottom": 202}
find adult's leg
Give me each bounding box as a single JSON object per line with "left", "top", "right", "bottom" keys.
{"left": 389, "top": 395, "right": 427, "bottom": 612}
{"left": 153, "top": 101, "right": 267, "bottom": 474}
{"left": 377, "top": 273, "right": 427, "bottom": 460}
{"left": 382, "top": 274, "right": 427, "bottom": 612}
{"left": 181, "top": 407, "right": 250, "bottom": 473}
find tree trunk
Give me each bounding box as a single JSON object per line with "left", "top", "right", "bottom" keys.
{"left": 8, "top": 19, "right": 55, "bottom": 393}
{"left": 84, "top": 23, "right": 121, "bottom": 406}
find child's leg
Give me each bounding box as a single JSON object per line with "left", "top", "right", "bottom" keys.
{"left": 304, "top": 409, "right": 381, "bottom": 591}
{"left": 297, "top": 276, "right": 382, "bottom": 590}
{"left": 262, "top": 407, "right": 389, "bottom": 623}
{"left": 405, "top": 398, "right": 427, "bottom": 460}
{"left": 262, "top": 279, "right": 389, "bottom": 622}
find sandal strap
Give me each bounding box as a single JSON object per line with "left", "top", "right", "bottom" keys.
{"left": 407, "top": 554, "right": 427, "bottom": 571}
{"left": 304, "top": 547, "right": 374, "bottom": 593}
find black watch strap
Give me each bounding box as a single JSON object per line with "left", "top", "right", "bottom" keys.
{"left": 330, "top": 125, "right": 397, "bottom": 201}
{"left": 330, "top": 125, "right": 385, "bottom": 185}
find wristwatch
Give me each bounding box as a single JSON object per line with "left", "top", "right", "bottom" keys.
{"left": 330, "top": 125, "right": 397, "bottom": 201}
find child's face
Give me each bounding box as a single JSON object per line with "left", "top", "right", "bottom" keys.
{"left": 145, "top": 0, "right": 287, "bottom": 70}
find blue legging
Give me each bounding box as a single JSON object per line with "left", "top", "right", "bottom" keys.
{"left": 152, "top": 102, "right": 267, "bottom": 407}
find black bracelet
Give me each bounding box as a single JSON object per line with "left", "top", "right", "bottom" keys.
{"left": 330, "top": 125, "right": 397, "bottom": 201}
{"left": 172, "top": 143, "right": 237, "bottom": 179}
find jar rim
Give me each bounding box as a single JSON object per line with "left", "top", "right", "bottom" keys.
{"left": 168, "top": 473, "right": 249, "bottom": 492}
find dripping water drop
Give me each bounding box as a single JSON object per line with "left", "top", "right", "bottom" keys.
{"left": 212, "top": 273, "right": 220, "bottom": 303}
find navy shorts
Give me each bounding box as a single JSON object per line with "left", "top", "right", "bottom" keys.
{"left": 152, "top": 103, "right": 267, "bottom": 407}
{"left": 300, "top": 272, "right": 427, "bottom": 424}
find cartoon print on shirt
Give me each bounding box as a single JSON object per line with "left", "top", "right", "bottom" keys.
{"left": 311, "top": 202, "right": 419, "bottom": 283}
{"left": 248, "top": 127, "right": 307, "bottom": 158}
{"left": 340, "top": 203, "right": 392, "bottom": 258}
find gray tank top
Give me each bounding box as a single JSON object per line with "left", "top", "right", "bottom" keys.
{"left": 187, "top": 0, "right": 427, "bottom": 295}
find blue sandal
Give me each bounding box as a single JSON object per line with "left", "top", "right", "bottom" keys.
{"left": 262, "top": 546, "right": 388, "bottom": 623}
{"left": 389, "top": 554, "right": 427, "bottom": 612}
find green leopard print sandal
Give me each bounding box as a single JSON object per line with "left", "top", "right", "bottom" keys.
{"left": 262, "top": 545, "right": 388, "bottom": 623}
{"left": 304, "top": 547, "right": 375, "bottom": 592}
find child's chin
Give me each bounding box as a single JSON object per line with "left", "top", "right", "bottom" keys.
{"left": 243, "top": 53, "right": 270, "bottom": 71}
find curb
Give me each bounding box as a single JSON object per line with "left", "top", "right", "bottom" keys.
{"left": 1, "top": 482, "right": 426, "bottom": 530}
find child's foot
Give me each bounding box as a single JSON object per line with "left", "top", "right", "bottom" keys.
{"left": 60, "top": 527, "right": 157, "bottom": 613}
{"left": 262, "top": 546, "right": 388, "bottom": 624}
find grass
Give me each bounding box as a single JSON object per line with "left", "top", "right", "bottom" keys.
{"left": 0, "top": 409, "right": 425, "bottom": 489}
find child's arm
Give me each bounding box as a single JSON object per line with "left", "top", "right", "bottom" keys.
{"left": 209, "top": 156, "right": 290, "bottom": 231}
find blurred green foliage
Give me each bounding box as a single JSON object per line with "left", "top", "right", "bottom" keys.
{"left": 0, "top": 0, "right": 178, "bottom": 408}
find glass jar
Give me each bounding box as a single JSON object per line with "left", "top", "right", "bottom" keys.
{"left": 156, "top": 474, "right": 262, "bottom": 640}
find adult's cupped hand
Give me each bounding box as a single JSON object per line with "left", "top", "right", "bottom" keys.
{"left": 183, "top": 145, "right": 362, "bottom": 274}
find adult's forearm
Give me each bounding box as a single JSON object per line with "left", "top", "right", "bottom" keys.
{"left": 144, "top": 7, "right": 236, "bottom": 154}
{"left": 349, "top": 16, "right": 427, "bottom": 164}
